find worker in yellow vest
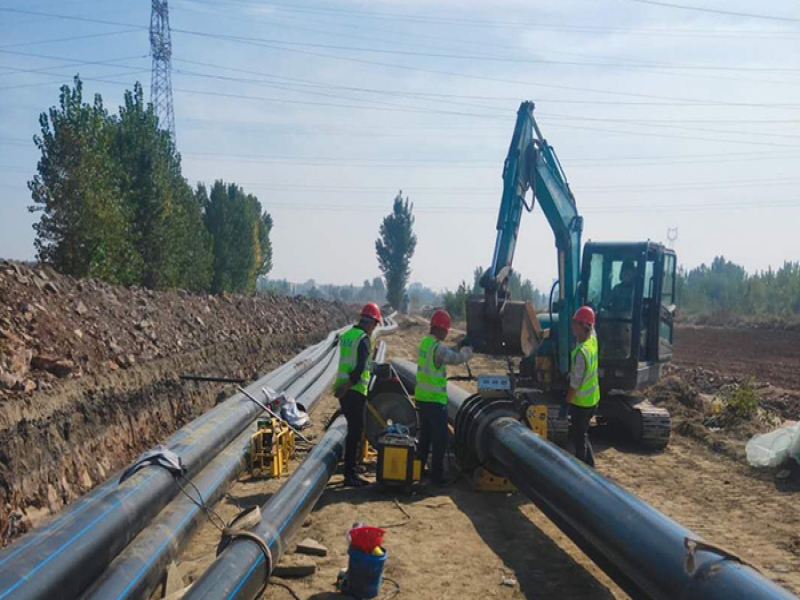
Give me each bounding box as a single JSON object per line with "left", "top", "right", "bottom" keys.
{"left": 415, "top": 309, "right": 473, "bottom": 484}
{"left": 567, "top": 306, "right": 601, "bottom": 467}
{"left": 333, "top": 302, "right": 381, "bottom": 487}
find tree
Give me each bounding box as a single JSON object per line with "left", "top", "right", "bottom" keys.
{"left": 111, "top": 84, "right": 212, "bottom": 290}
{"left": 29, "top": 77, "right": 213, "bottom": 290}
{"left": 677, "top": 257, "right": 800, "bottom": 318}
{"left": 376, "top": 191, "right": 417, "bottom": 309}
{"left": 28, "top": 77, "right": 139, "bottom": 284}
{"left": 203, "top": 181, "right": 272, "bottom": 294}
{"left": 442, "top": 281, "right": 469, "bottom": 318}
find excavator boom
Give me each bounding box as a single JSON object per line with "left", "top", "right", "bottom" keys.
{"left": 469, "top": 101, "right": 582, "bottom": 375}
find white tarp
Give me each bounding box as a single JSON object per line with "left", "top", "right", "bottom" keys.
{"left": 262, "top": 386, "right": 310, "bottom": 430}
{"left": 745, "top": 422, "right": 800, "bottom": 468}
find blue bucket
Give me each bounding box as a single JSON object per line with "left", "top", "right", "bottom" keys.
{"left": 346, "top": 546, "right": 387, "bottom": 599}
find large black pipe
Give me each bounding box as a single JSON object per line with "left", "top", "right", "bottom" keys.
{"left": 183, "top": 415, "right": 347, "bottom": 600}
{"left": 80, "top": 348, "right": 340, "bottom": 600}
{"left": 391, "top": 359, "right": 797, "bottom": 600}
{"left": 80, "top": 321, "right": 393, "bottom": 600}
{"left": 0, "top": 332, "right": 341, "bottom": 600}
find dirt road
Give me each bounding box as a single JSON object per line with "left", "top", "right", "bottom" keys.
{"left": 176, "top": 321, "right": 800, "bottom": 599}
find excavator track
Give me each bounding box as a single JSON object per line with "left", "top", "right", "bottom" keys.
{"left": 599, "top": 394, "right": 671, "bottom": 449}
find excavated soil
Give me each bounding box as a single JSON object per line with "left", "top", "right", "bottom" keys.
{"left": 177, "top": 319, "right": 800, "bottom": 599}
{"left": 0, "top": 261, "right": 353, "bottom": 543}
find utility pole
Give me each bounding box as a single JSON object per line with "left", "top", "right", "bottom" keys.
{"left": 150, "top": 0, "right": 176, "bottom": 142}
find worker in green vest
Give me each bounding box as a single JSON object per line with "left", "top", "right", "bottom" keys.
{"left": 333, "top": 302, "right": 381, "bottom": 487}
{"left": 415, "top": 309, "right": 473, "bottom": 484}
{"left": 567, "top": 306, "right": 601, "bottom": 467}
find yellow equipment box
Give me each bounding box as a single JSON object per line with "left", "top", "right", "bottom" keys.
{"left": 249, "top": 418, "right": 295, "bottom": 478}
{"left": 376, "top": 432, "right": 421, "bottom": 491}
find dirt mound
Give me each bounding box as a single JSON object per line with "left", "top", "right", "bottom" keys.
{"left": 0, "top": 260, "right": 354, "bottom": 542}
{"left": 647, "top": 364, "right": 799, "bottom": 462}
{"left": 0, "top": 260, "right": 350, "bottom": 393}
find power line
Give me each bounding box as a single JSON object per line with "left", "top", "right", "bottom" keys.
{"left": 0, "top": 50, "right": 149, "bottom": 78}
{"left": 0, "top": 29, "right": 140, "bottom": 50}
{"left": 233, "top": 200, "right": 800, "bottom": 214}
{"left": 0, "top": 70, "right": 151, "bottom": 92}
{"left": 170, "top": 68, "right": 800, "bottom": 143}
{"left": 11, "top": 65, "right": 798, "bottom": 151}
{"left": 167, "top": 18, "right": 800, "bottom": 75}
{"left": 222, "top": 176, "right": 800, "bottom": 194}
{"left": 172, "top": 58, "right": 800, "bottom": 123}
{"left": 195, "top": 0, "right": 800, "bottom": 34}
{"left": 620, "top": 0, "right": 800, "bottom": 23}
{"left": 172, "top": 29, "right": 800, "bottom": 110}
{"left": 3, "top": 7, "right": 799, "bottom": 110}
{"left": 8, "top": 50, "right": 800, "bottom": 141}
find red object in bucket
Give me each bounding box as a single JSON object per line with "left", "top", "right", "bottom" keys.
{"left": 349, "top": 526, "right": 385, "bottom": 553}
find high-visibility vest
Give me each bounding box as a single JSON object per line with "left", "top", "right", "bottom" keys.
{"left": 415, "top": 335, "right": 448, "bottom": 405}
{"left": 334, "top": 327, "right": 371, "bottom": 397}
{"left": 570, "top": 333, "right": 600, "bottom": 408}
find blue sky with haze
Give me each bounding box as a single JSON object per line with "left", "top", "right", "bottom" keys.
{"left": 1, "top": 0, "right": 799, "bottom": 292}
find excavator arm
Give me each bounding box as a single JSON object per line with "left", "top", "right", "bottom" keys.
{"left": 471, "top": 101, "right": 583, "bottom": 375}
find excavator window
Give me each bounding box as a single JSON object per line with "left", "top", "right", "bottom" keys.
{"left": 584, "top": 253, "right": 638, "bottom": 361}
{"left": 640, "top": 259, "right": 656, "bottom": 360}
{"left": 658, "top": 253, "right": 677, "bottom": 360}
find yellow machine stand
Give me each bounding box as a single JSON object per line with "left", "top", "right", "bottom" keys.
{"left": 249, "top": 418, "right": 295, "bottom": 479}
{"left": 376, "top": 432, "right": 421, "bottom": 492}
{"left": 472, "top": 404, "right": 549, "bottom": 493}
{"left": 472, "top": 468, "right": 516, "bottom": 493}
{"left": 526, "top": 404, "right": 549, "bottom": 437}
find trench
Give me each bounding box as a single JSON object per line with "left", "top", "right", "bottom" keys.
{"left": 0, "top": 328, "right": 348, "bottom": 544}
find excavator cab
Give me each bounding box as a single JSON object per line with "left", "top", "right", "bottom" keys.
{"left": 581, "top": 241, "right": 677, "bottom": 392}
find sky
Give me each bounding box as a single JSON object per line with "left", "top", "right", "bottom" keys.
{"left": 1, "top": 0, "right": 799, "bottom": 293}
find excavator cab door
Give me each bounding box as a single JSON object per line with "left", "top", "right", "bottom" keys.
{"left": 581, "top": 242, "right": 676, "bottom": 391}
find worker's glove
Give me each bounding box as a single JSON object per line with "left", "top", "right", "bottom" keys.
{"left": 461, "top": 346, "right": 474, "bottom": 361}
{"left": 457, "top": 334, "right": 473, "bottom": 349}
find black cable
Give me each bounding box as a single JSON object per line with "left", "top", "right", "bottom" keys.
{"left": 174, "top": 473, "right": 228, "bottom": 534}
{"left": 271, "top": 580, "right": 303, "bottom": 600}
{"left": 381, "top": 577, "right": 401, "bottom": 600}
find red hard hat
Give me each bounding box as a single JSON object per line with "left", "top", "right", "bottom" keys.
{"left": 573, "top": 306, "right": 596, "bottom": 327}
{"left": 430, "top": 309, "right": 451, "bottom": 331}
{"left": 360, "top": 302, "right": 382, "bottom": 322}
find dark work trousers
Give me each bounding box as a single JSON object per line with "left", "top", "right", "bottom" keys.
{"left": 417, "top": 401, "right": 448, "bottom": 482}
{"left": 339, "top": 389, "right": 367, "bottom": 478}
{"left": 569, "top": 403, "right": 597, "bottom": 467}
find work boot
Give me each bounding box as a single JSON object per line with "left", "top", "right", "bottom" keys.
{"left": 344, "top": 474, "right": 370, "bottom": 488}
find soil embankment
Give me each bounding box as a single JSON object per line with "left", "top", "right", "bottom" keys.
{"left": 0, "top": 261, "right": 352, "bottom": 543}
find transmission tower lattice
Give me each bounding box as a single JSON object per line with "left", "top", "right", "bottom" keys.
{"left": 150, "top": 0, "right": 176, "bottom": 141}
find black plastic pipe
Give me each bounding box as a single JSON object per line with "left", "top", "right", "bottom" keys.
{"left": 80, "top": 320, "right": 392, "bottom": 600}
{"left": 0, "top": 332, "right": 340, "bottom": 600}
{"left": 80, "top": 349, "right": 341, "bottom": 600}
{"left": 391, "top": 359, "right": 797, "bottom": 600}
{"left": 183, "top": 415, "right": 347, "bottom": 600}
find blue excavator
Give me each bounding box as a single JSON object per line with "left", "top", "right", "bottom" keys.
{"left": 466, "top": 101, "right": 677, "bottom": 448}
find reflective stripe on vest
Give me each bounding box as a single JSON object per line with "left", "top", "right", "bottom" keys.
{"left": 571, "top": 333, "right": 600, "bottom": 408}
{"left": 415, "top": 335, "right": 448, "bottom": 405}
{"left": 333, "top": 327, "right": 371, "bottom": 396}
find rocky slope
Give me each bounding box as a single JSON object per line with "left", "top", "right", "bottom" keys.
{"left": 0, "top": 261, "right": 353, "bottom": 543}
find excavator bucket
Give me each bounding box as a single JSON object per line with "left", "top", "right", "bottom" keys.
{"left": 465, "top": 297, "right": 543, "bottom": 357}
